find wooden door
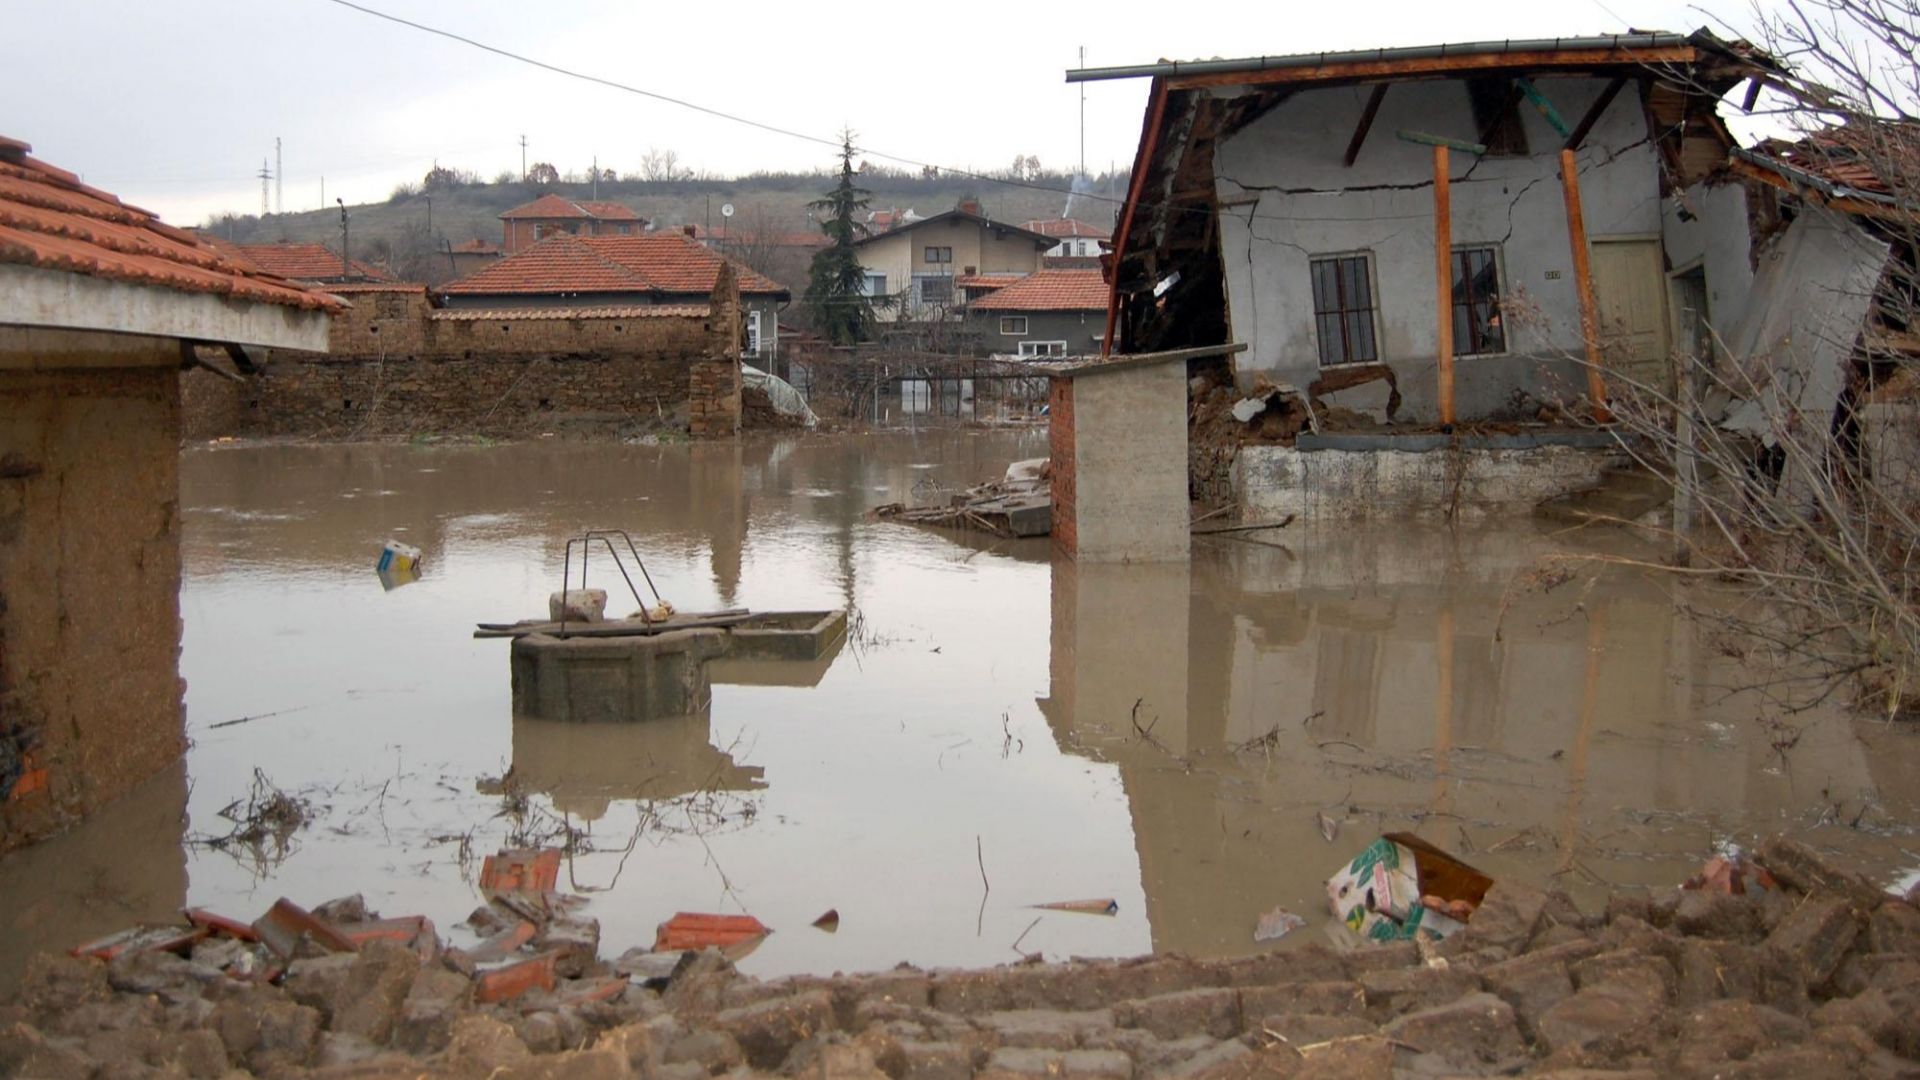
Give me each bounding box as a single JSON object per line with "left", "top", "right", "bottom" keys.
{"left": 1590, "top": 239, "right": 1671, "bottom": 393}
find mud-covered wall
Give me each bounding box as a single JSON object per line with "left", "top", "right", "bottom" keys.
{"left": 183, "top": 279, "right": 751, "bottom": 440}
{"left": 0, "top": 328, "right": 185, "bottom": 853}
{"left": 1060, "top": 362, "right": 1189, "bottom": 562}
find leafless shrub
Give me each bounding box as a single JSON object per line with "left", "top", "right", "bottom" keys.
{"left": 188, "top": 768, "right": 314, "bottom": 874}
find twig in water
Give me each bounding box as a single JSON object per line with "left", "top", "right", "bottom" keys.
{"left": 976, "top": 835, "right": 990, "bottom": 896}
{"left": 208, "top": 704, "right": 315, "bottom": 730}
{"left": 1011, "top": 916, "right": 1042, "bottom": 957}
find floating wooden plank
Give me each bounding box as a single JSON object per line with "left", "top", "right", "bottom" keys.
{"left": 474, "top": 612, "right": 757, "bottom": 640}
{"left": 1032, "top": 898, "right": 1120, "bottom": 916}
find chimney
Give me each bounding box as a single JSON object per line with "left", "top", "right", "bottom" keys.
{"left": 683, "top": 224, "right": 697, "bottom": 238}
{"left": 957, "top": 197, "right": 982, "bottom": 216}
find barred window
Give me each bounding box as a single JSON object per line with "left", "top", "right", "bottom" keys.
{"left": 1309, "top": 254, "right": 1378, "bottom": 366}
{"left": 1451, "top": 246, "right": 1506, "bottom": 355}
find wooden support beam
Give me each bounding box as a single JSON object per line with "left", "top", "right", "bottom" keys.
{"left": 1344, "top": 84, "right": 1389, "bottom": 167}
{"left": 1559, "top": 148, "right": 1612, "bottom": 422}
{"left": 1399, "top": 129, "right": 1486, "bottom": 156}
{"left": 1516, "top": 77, "right": 1571, "bottom": 137}
{"left": 1433, "top": 144, "right": 1455, "bottom": 427}
{"left": 1563, "top": 77, "right": 1626, "bottom": 152}
{"left": 1741, "top": 76, "right": 1764, "bottom": 113}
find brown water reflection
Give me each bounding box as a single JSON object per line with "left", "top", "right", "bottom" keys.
{"left": 2, "top": 432, "right": 1916, "bottom": 990}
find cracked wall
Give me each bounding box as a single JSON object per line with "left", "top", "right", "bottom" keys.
{"left": 1214, "top": 76, "right": 1664, "bottom": 422}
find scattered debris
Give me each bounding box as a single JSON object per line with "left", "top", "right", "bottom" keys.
{"left": 1326, "top": 833, "right": 1492, "bottom": 943}
{"left": 70, "top": 924, "right": 208, "bottom": 963}
{"left": 874, "top": 458, "right": 1052, "bottom": 538}
{"left": 1253, "top": 907, "right": 1307, "bottom": 942}
{"left": 811, "top": 909, "right": 840, "bottom": 932}
{"left": 187, "top": 768, "right": 313, "bottom": 870}
{"left": 1685, "top": 851, "right": 1780, "bottom": 895}
{"left": 376, "top": 539, "right": 422, "bottom": 589}
{"left": 254, "top": 897, "right": 358, "bottom": 958}
{"left": 654, "top": 913, "right": 770, "bottom": 952}
{"left": 1315, "top": 810, "right": 1341, "bottom": 844}
{"left": 479, "top": 848, "right": 562, "bottom": 894}
{"left": 1032, "top": 898, "right": 1120, "bottom": 916}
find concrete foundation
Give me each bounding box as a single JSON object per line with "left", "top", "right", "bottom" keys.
{"left": 1235, "top": 438, "right": 1620, "bottom": 521}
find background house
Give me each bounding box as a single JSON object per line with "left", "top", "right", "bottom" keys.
{"left": 1021, "top": 217, "right": 1112, "bottom": 259}
{"left": 967, "top": 269, "right": 1110, "bottom": 357}
{"left": 499, "top": 194, "right": 646, "bottom": 253}
{"left": 199, "top": 238, "right": 389, "bottom": 285}
{"left": 0, "top": 135, "right": 335, "bottom": 852}
{"left": 854, "top": 202, "right": 1055, "bottom": 320}
{"left": 440, "top": 231, "right": 789, "bottom": 364}
{"left": 448, "top": 238, "right": 504, "bottom": 278}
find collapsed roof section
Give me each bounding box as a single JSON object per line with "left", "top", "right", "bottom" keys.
{"left": 1075, "top": 30, "right": 1780, "bottom": 355}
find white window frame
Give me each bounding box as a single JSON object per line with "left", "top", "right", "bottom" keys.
{"left": 861, "top": 272, "right": 887, "bottom": 298}
{"left": 745, "top": 310, "right": 762, "bottom": 356}
{"left": 914, "top": 274, "right": 955, "bottom": 308}
{"left": 999, "top": 316, "right": 1029, "bottom": 336}
{"left": 1017, "top": 340, "right": 1066, "bottom": 358}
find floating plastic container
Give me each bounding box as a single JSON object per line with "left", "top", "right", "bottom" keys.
{"left": 377, "top": 540, "right": 422, "bottom": 575}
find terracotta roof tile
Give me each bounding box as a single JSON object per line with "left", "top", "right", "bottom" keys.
{"left": 969, "top": 269, "right": 1109, "bottom": 312}
{"left": 957, "top": 273, "right": 1024, "bottom": 291}
{"left": 500, "top": 193, "right": 643, "bottom": 221}
{"left": 441, "top": 232, "right": 789, "bottom": 299}
{"left": 582, "top": 235, "right": 788, "bottom": 296}
{"left": 235, "top": 242, "right": 389, "bottom": 283}
{"left": 1020, "top": 218, "right": 1112, "bottom": 240}
{"left": 0, "top": 139, "right": 338, "bottom": 313}
{"left": 451, "top": 238, "right": 502, "bottom": 254}
{"left": 440, "top": 235, "right": 650, "bottom": 294}
{"left": 431, "top": 304, "right": 708, "bottom": 322}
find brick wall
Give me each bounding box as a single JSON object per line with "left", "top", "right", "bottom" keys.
{"left": 1049, "top": 376, "right": 1076, "bottom": 556}
{"left": 1, "top": 331, "right": 185, "bottom": 853}
{"left": 688, "top": 264, "right": 743, "bottom": 438}
{"left": 184, "top": 274, "right": 751, "bottom": 440}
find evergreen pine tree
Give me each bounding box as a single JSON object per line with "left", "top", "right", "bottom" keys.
{"left": 805, "top": 133, "right": 880, "bottom": 345}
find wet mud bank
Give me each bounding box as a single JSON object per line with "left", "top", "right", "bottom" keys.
{"left": 6, "top": 837, "right": 1919, "bottom": 1078}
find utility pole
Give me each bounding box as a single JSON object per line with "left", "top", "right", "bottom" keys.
{"left": 275, "top": 137, "right": 283, "bottom": 215}
{"left": 337, "top": 198, "right": 350, "bottom": 280}
{"left": 592, "top": 154, "right": 598, "bottom": 200}
{"left": 320, "top": 175, "right": 325, "bottom": 210}
{"left": 258, "top": 159, "right": 272, "bottom": 216}
{"left": 1079, "top": 46, "right": 1087, "bottom": 180}
{"left": 520, "top": 134, "right": 528, "bottom": 181}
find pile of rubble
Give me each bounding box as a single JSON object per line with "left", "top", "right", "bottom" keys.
{"left": 4, "top": 837, "right": 1919, "bottom": 1078}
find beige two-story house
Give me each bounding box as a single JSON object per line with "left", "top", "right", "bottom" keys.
{"left": 853, "top": 202, "right": 1054, "bottom": 320}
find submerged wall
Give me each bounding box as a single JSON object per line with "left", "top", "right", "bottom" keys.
{"left": 1214, "top": 75, "right": 1664, "bottom": 421}
{"left": 0, "top": 328, "right": 185, "bottom": 853}
{"left": 1235, "top": 439, "right": 1619, "bottom": 521}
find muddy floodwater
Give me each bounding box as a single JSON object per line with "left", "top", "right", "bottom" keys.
{"left": 5, "top": 430, "right": 1920, "bottom": 988}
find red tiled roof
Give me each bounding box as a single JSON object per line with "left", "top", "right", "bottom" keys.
{"left": 441, "top": 235, "right": 650, "bottom": 294}
{"left": 957, "top": 273, "right": 1024, "bottom": 291}
{"left": 451, "top": 238, "right": 502, "bottom": 254}
{"left": 969, "top": 269, "right": 1109, "bottom": 312}
{"left": 500, "top": 193, "right": 643, "bottom": 221}
{"left": 1020, "top": 218, "right": 1112, "bottom": 240}
{"left": 431, "top": 304, "right": 708, "bottom": 322}
{"left": 236, "top": 242, "right": 390, "bottom": 283}
{"left": 0, "top": 136, "right": 338, "bottom": 313}
{"left": 439, "top": 232, "right": 788, "bottom": 298}
{"left": 319, "top": 282, "right": 427, "bottom": 294}
{"left": 583, "top": 234, "right": 789, "bottom": 295}
{"left": 1747, "top": 124, "right": 1918, "bottom": 199}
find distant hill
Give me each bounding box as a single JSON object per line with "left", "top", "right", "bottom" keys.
{"left": 201, "top": 168, "right": 1128, "bottom": 291}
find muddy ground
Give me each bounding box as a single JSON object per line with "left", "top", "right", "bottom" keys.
{"left": 5, "top": 837, "right": 1918, "bottom": 1079}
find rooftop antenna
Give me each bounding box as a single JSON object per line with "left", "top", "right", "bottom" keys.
{"left": 275, "top": 137, "right": 283, "bottom": 215}
{"left": 258, "top": 158, "right": 272, "bottom": 216}
{"left": 1079, "top": 45, "right": 1087, "bottom": 181}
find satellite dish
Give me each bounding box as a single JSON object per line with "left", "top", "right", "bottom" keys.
{"left": 720, "top": 203, "right": 735, "bottom": 218}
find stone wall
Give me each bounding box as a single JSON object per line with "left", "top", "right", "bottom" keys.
{"left": 184, "top": 276, "right": 751, "bottom": 440}
{"left": 0, "top": 328, "right": 185, "bottom": 854}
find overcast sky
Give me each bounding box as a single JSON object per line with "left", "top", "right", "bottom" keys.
{"left": 4, "top": 0, "right": 1788, "bottom": 226}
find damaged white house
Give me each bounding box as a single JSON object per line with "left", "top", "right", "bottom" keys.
{"left": 1067, "top": 32, "right": 1913, "bottom": 519}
